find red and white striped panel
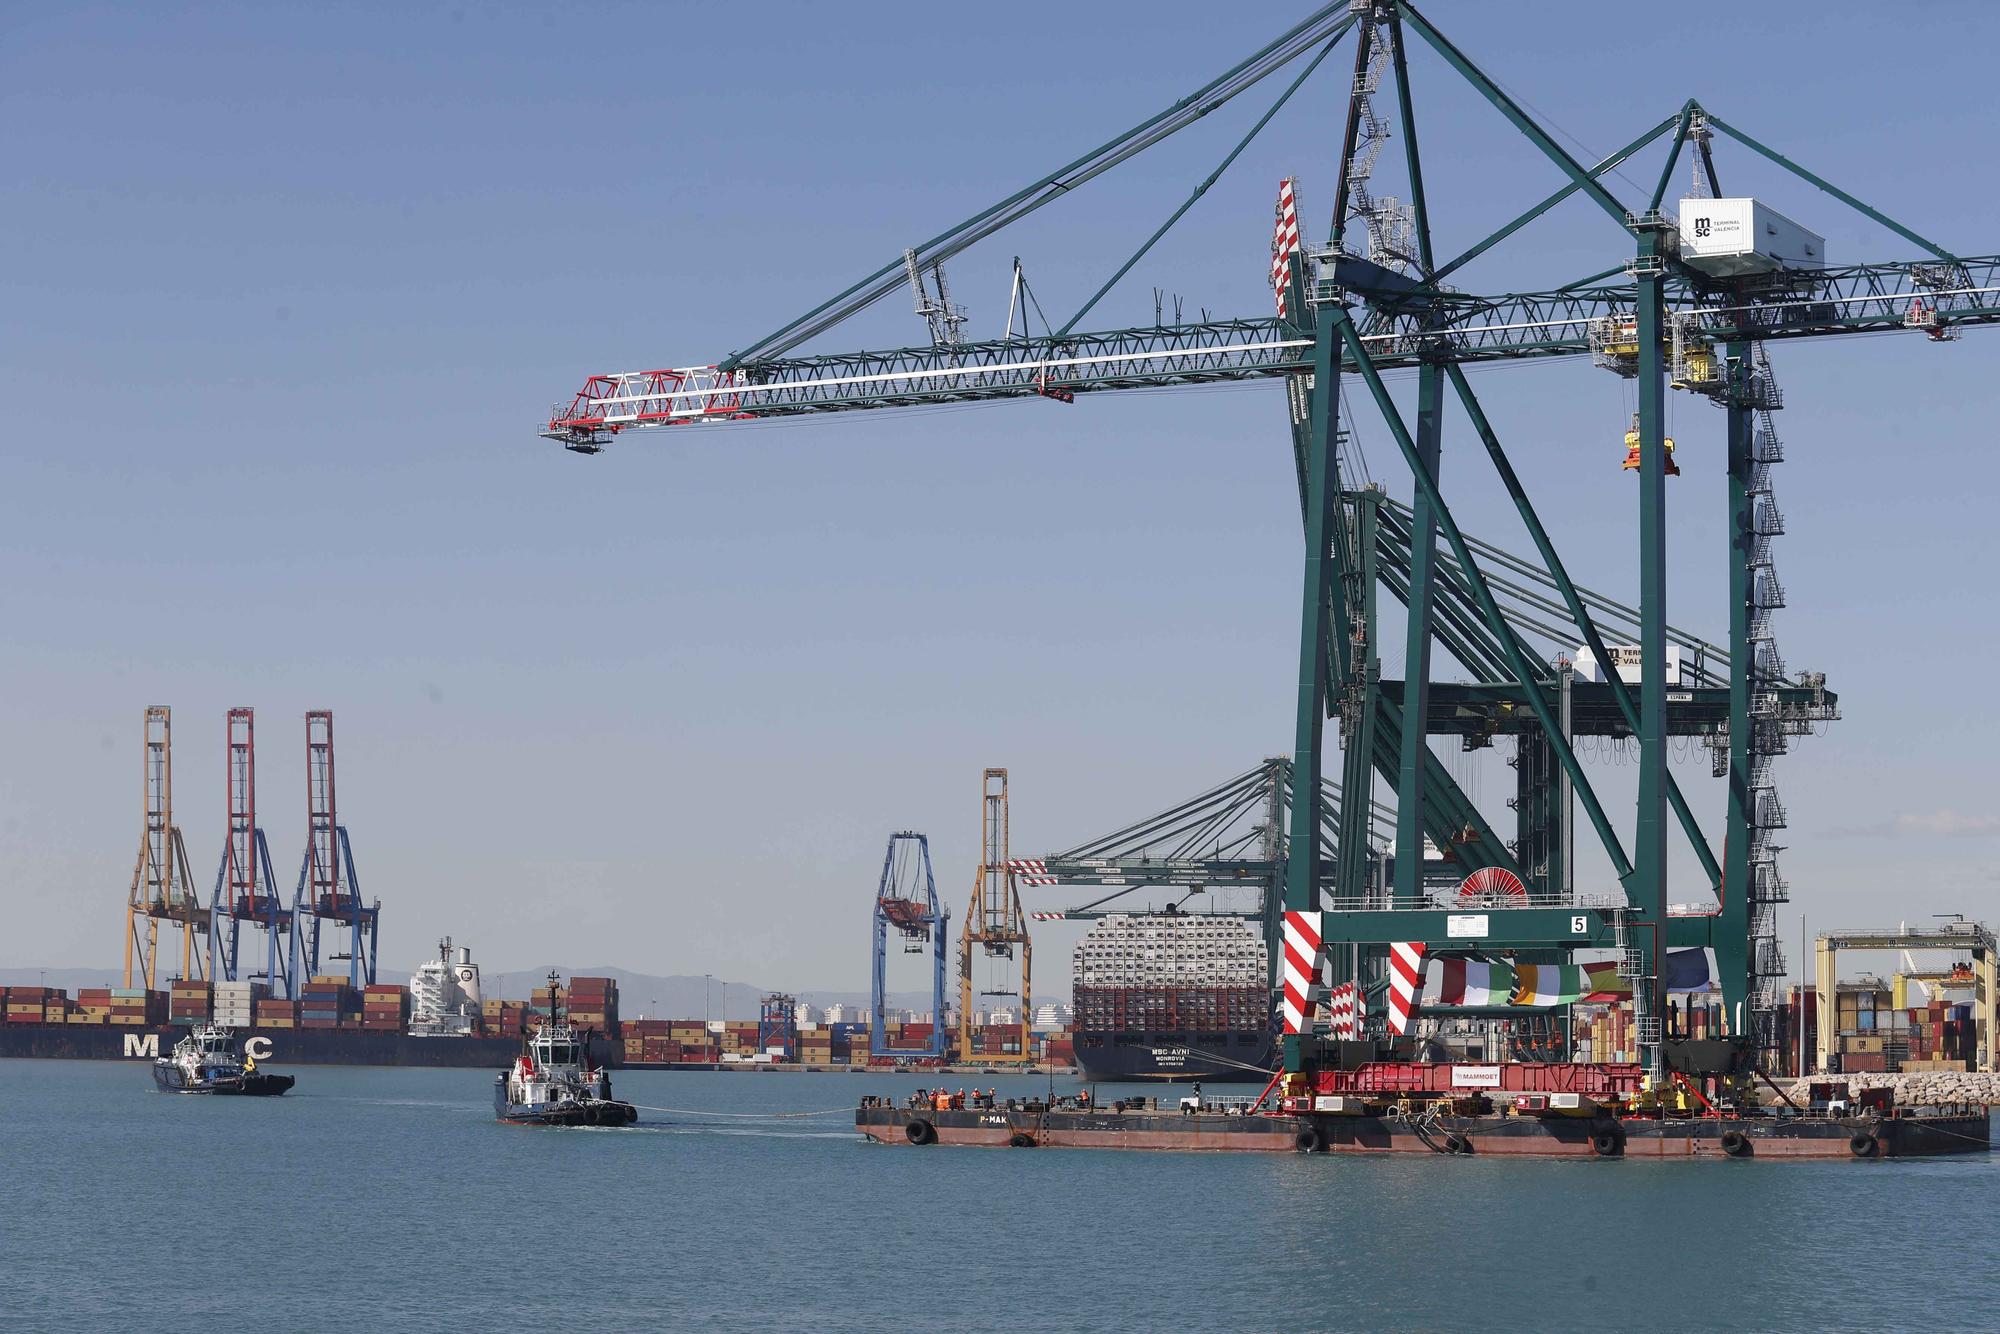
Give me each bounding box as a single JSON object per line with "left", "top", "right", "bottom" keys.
{"left": 1028, "top": 912, "right": 1068, "bottom": 921}
{"left": 1278, "top": 910, "right": 1322, "bottom": 1035}
{"left": 1007, "top": 858, "right": 1057, "bottom": 886}
{"left": 1386, "top": 941, "right": 1427, "bottom": 1037}
{"left": 1271, "top": 177, "right": 1301, "bottom": 320}
{"left": 1326, "top": 981, "right": 1359, "bottom": 1040}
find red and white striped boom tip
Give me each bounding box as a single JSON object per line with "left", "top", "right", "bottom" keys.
{"left": 1271, "top": 177, "right": 1300, "bottom": 320}
{"left": 1007, "top": 858, "right": 1056, "bottom": 886}
{"left": 1279, "top": 910, "right": 1321, "bottom": 1035}
{"left": 1387, "top": 942, "right": 1427, "bottom": 1037}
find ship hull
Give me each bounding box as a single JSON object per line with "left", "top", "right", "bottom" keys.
{"left": 1071, "top": 1031, "right": 1275, "bottom": 1084}
{"left": 492, "top": 1074, "right": 637, "bottom": 1126}
{"left": 856, "top": 1105, "right": 1991, "bottom": 1158}
{"left": 151, "top": 1063, "right": 294, "bottom": 1096}
{"left": 492, "top": 1100, "right": 639, "bottom": 1127}
{"left": 0, "top": 1023, "right": 607, "bottom": 1069}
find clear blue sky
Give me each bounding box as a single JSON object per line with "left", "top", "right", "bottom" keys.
{"left": 4, "top": 2, "right": 1997, "bottom": 992}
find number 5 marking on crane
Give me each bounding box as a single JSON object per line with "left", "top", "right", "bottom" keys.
{"left": 1570, "top": 915, "right": 1588, "bottom": 934}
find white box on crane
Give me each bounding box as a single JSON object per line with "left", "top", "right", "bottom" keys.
{"left": 1677, "top": 198, "right": 1825, "bottom": 277}
{"left": 1573, "top": 643, "right": 1686, "bottom": 687}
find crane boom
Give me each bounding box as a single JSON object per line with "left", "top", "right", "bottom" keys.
{"left": 543, "top": 255, "right": 2000, "bottom": 451}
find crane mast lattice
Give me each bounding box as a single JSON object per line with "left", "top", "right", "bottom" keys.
{"left": 124, "top": 706, "right": 206, "bottom": 989}
{"left": 208, "top": 707, "right": 300, "bottom": 997}
{"left": 959, "top": 768, "right": 1031, "bottom": 1063}
{"left": 872, "top": 831, "right": 948, "bottom": 1061}
{"left": 296, "top": 710, "right": 379, "bottom": 987}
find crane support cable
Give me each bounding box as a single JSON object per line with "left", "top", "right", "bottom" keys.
{"left": 721, "top": 8, "right": 1358, "bottom": 367}
{"left": 1700, "top": 111, "right": 1959, "bottom": 266}
{"left": 1394, "top": 1, "right": 1631, "bottom": 227}
{"left": 1432, "top": 114, "right": 1680, "bottom": 282}
{"left": 1059, "top": 31, "right": 1346, "bottom": 335}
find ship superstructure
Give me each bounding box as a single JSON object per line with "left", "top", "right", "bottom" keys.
{"left": 409, "top": 937, "right": 481, "bottom": 1037}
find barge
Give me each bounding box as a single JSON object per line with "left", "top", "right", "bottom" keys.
{"left": 859, "top": 1062, "right": 1993, "bottom": 1159}
{"left": 857, "top": 1100, "right": 1990, "bottom": 1157}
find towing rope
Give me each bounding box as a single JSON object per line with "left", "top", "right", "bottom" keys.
{"left": 623, "top": 1104, "right": 853, "bottom": 1120}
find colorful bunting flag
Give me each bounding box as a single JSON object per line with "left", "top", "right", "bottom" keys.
{"left": 1510, "top": 963, "right": 1588, "bottom": 1007}
{"left": 1422, "top": 957, "right": 1517, "bottom": 1007}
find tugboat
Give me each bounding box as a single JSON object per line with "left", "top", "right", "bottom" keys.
{"left": 493, "top": 975, "right": 637, "bottom": 1127}
{"left": 152, "top": 1025, "right": 295, "bottom": 1096}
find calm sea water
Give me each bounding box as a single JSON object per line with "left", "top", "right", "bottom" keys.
{"left": 1, "top": 1058, "right": 1994, "bottom": 1332}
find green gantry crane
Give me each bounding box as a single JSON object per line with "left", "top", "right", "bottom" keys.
{"left": 540, "top": 2, "right": 2000, "bottom": 1081}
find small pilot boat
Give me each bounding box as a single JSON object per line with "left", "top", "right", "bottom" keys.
{"left": 152, "top": 1025, "right": 295, "bottom": 1096}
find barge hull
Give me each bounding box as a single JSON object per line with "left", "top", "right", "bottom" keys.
{"left": 857, "top": 1107, "right": 1991, "bottom": 1158}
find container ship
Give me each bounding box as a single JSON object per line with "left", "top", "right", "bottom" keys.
{"left": 0, "top": 958, "right": 1071, "bottom": 1070}
{"left": 0, "top": 946, "right": 613, "bottom": 1069}
{"left": 1071, "top": 911, "right": 1275, "bottom": 1083}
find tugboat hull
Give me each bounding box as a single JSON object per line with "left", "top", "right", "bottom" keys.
{"left": 152, "top": 1064, "right": 295, "bottom": 1096}
{"left": 494, "top": 1102, "right": 638, "bottom": 1127}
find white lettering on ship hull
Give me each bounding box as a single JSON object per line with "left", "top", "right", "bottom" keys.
{"left": 123, "top": 1034, "right": 159, "bottom": 1058}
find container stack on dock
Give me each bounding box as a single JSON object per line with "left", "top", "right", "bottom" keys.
{"left": 1902, "top": 999, "right": 1977, "bottom": 1071}
{"left": 880, "top": 1020, "right": 935, "bottom": 1054}
{"left": 1573, "top": 1005, "right": 1635, "bottom": 1064}
{"left": 1783, "top": 982, "right": 1977, "bottom": 1075}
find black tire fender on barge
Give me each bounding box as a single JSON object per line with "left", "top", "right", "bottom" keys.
{"left": 1849, "top": 1131, "right": 1879, "bottom": 1159}
{"left": 1007, "top": 1131, "right": 1037, "bottom": 1148}
{"left": 1442, "top": 1132, "right": 1471, "bottom": 1155}
{"left": 905, "top": 1118, "right": 937, "bottom": 1145}
{"left": 1294, "top": 1125, "right": 1326, "bottom": 1154}
{"left": 1719, "top": 1129, "right": 1751, "bottom": 1158}
{"left": 1589, "top": 1123, "right": 1625, "bottom": 1158}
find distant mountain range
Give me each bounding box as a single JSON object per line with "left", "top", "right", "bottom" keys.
{"left": 0, "top": 964, "right": 1061, "bottom": 1018}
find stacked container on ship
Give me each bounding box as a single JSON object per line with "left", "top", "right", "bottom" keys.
{"left": 1071, "top": 910, "right": 1274, "bottom": 1083}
